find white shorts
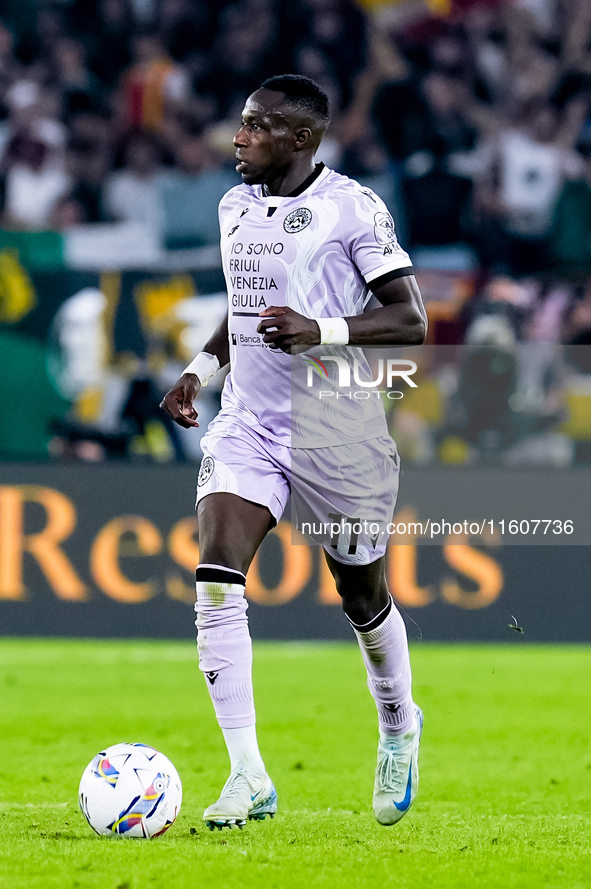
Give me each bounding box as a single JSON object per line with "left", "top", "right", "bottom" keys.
{"left": 197, "top": 410, "right": 399, "bottom": 565}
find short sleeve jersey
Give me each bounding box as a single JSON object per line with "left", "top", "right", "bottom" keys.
{"left": 218, "top": 164, "right": 413, "bottom": 446}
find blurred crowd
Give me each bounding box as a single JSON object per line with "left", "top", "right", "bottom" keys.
{"left": 3, "top": 0, "right": 591, "bottom": 268}
{"left": 1, "top": 0, "right": 591, "bottom": 464}
{"left": 0, "top": 0, "right": 370, "bottom": 246}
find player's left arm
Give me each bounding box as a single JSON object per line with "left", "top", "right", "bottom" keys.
{"left": 257, "top": 274, "right": 426, "bottom": 350}
{"left": 347, "top": 272, "right": 427, "bottom": 345}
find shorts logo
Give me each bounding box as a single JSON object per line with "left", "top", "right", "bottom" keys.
{"left": 374, "top": 211, "right": 398, "bottom": 247}
{"left": 284, "top": 208, "right": 312, "bottom": 233}
{"left": 198, "top": 456, "right": 215, "bottom": 487}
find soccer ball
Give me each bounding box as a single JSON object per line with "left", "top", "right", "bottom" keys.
{"left": 79, "top": 742, "right": 182, "bottom": 838}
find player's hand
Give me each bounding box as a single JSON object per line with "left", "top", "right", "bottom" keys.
{"left": 257, "top": 306, "right": 321, "bottom": 352}
{"left": 159, "top": 373, "right": 201, "bottom": 428}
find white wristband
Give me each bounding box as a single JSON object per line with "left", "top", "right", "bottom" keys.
{"left": 182, "top": 352, "right": 220, "bottom": 387}
{"left": 314, "top": 317, "right": 350, "bottom": 345}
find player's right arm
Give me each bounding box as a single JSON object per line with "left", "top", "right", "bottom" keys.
{"left": 159, "top": 311, "right": 230, "bottom": 428}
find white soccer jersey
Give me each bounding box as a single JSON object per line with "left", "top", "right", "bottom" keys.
{"left": 217, "top": 164, "right": 412, "bottom": 446}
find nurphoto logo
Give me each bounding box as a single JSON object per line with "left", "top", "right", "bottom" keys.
{"left": 302, "top": 355, "right": 417, "bottom": 400}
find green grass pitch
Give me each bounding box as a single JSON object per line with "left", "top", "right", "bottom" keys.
{"left": 0, "top": 638, "right": 589, "bottom": 889}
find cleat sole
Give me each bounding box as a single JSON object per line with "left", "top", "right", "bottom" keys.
{"left": 248, "top": 811, "right": 275, "bottom": 821}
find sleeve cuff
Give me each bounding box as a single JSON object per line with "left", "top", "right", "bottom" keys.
{"left": 364, "top": 261, "right": 414, "bottom": 284}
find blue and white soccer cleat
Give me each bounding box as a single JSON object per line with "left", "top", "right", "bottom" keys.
{"left": 203, "top": 766, "right": 277, "bottom": 830}
{"left": 373, "top": 705, "right": 423, "bottom": 826}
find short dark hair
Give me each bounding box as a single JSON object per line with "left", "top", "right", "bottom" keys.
{"left": 260, "top": 74, "right": 330, "bottom": 124}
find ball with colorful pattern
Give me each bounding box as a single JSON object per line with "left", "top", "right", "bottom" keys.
{"left": 79, "top": 743, "right": 182, "bottom": 838}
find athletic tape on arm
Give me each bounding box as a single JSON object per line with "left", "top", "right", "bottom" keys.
{"left": 314, "top": 317, "right": 350, "bottom": 345}
{"left": 182, "top": 352, "right": 220, "bottom": 387}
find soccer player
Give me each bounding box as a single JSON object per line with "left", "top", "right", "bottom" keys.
{"left": 160, "top": 74, "right": 427, "bottom": 830}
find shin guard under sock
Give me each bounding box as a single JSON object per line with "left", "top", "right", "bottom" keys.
{"left": 195, "top": 564, "right": 256, "bottom": 730}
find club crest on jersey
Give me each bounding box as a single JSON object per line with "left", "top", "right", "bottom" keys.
{"left": 198, "top": 456, "right": 215, "bottom": 487}
{"left": 373, "top": 212, "right": 398, "bottom": 247}
{"left": 284, "top": 207, "right": 312, "bottom": 233}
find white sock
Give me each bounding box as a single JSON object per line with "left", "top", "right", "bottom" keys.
{"left": 222, "top": 725, "right": 266, "bottom": 774}
{"left": 350, "top": 596, "right": 415, "bottom": 736}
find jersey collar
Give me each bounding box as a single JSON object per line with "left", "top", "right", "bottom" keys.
{"left": 260, "top": 163, "right": 328, "bottom": 201}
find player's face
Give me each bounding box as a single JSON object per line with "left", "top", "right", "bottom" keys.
{"left": 234, "top": 89, "right": 295, "bottom": 185}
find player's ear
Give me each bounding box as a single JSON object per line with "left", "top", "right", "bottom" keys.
{"left": 294, "top": 127, "right": 312, "bottom": 150}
